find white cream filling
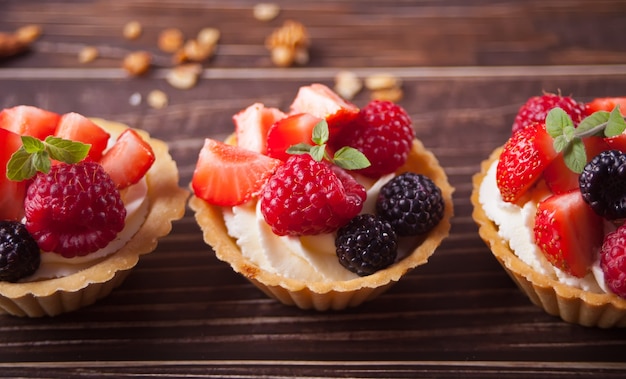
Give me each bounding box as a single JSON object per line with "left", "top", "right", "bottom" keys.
{"left": 223, "top": 173, "right": 396, "bottom": 282}
{"left": 479, "top": 160, "right": 609, "bottom": 293}
{"left": 23, "top": 178, "right": 149, "bottom": 281}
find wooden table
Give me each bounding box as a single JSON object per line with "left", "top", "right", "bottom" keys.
{"left": 2, "top": 1, "right": 626, "bottom": 377}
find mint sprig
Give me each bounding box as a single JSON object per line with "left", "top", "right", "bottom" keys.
{"left": 286, "top": 119, "right": 370, "bottom": 170}
{"left": 546, "top": 105, "right": 626, "bottom": 173}
{"left": 7, "top": 136, "right": 91, "bottom": 181}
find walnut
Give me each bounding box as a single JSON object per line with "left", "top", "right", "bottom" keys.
{"left": 253, "top": 3, "right": 280, "bottom": 22}
{"left": 123, "top": 21, "right": 143, "bottom": 40}
{"left": 166, "top": 63, "right": 202, "bottom": 89}
{"left": 0, "top": 32, "right": 29, "bottom": 58}
{"left": 158, "top": 28, "right": 184, "bottom": 53}
{"left": 122, "top": 51, "right": 152, "bottom": 76}
{"left": 265, "top": 20, "right": 309, "bottom": 67}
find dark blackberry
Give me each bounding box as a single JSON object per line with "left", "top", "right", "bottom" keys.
{"left": 579, "top": 150, "right": 626, "bottom": 220}
{"left": 0, "top": 220, "right": 40, "bottom": 282}
{"left": 335, "top": 214, "right": 397, "bottom": 276}
{"left": 376, "top": 172, "right": 444, "bottom": 236}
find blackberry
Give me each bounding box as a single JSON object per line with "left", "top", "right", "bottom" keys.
{"left": 0, "top": 221, "right": 40, "bottom": 282}
{"left": 376, "top": 172, "right": 444, "bottom": 236}
{"left": 335, "top": 214, "right": 397, "bottom": 276}
{"left": 579, "top": 150, "right": 626, "bottom": 220}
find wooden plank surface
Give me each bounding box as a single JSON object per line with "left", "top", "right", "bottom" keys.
{"left": 2, "top": 1, "right": 626, "bottom": 378}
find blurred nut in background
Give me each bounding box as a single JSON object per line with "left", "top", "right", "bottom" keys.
{"left": 253, "top": 3, "right": 281, "bottom": 22}
{"left": 123, "top": 21, "right": 143, "bottom": 40}
{"left": 78, "top": 46, "right": 99, "bottom": 63}
{"left": 158, "top": 28, "right": 184, "bottom": 53}
{"left": 166, "top": 63, "right": 203, "bottom": 90}
{"left": 123, "top": 51, "right": 152, "bottom": 76}
{"left": 0, "top": 32, "right": 29, "bottom": 58}
{"left": 15, "top": 25, "right": 42, "bottom": 44}
{"left": 334, "top": 71, "right": 362, "bottom": 100}
{"left": 197, "top": 27, "right": 220, "bottom": 47}
{"left": 147, "top": 90, "right": 168, "bottom": 109}
{"left": 266, "top": 20, "right": 309, "bottom": 67}
{"left": 365, "top": 73, "right": 404, "bottom": 102}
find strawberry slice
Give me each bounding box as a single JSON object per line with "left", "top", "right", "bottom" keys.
{"left": 99, "top": 129, "right": 155, "bottom": 189}
{"left": 585, "top": 97, "right": 626, "bottom": 115}
{"left": 0, "top": 105, "right": 60, "bottom": 140}
{"left": 233, "top": 103, "right": 286, "bottom": 154}
{"left": 0, "top": 128, "right": 26, "bottom": 221}
{"left": 266, "top": 113, "right": 322, "bottom": 161}
{"left": 192, "top": 138, "right": 282, "bottom": 206}
{"left": 496, "top": 122, "right": 558, "bottom": 204}
{"left": 289, "top": 83, "right": 359, "bottom": 135}
{"left": 533, "top": 189, "right": 604, "bottom": 277}
{"left": 543, "top": 136, "right": 609, "bottom": 194}
{"left": 55, "top": 112, "right": 111, "bottom": 162}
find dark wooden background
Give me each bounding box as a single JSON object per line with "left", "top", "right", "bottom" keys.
{"left": 2, "top": 1, "right": 626, "bottom": 378}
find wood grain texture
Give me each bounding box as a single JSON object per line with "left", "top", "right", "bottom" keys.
{"left": 2, "top": 0, "right": 626, "bottom": 378}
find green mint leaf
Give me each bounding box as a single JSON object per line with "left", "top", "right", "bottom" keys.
{"left": 45, "top": 136, "right": 90, "bottom": 164}
{"left": 286, "top": 143, "right": 313, "bottom": 155}
{"left": 309, "top": 144, "right": 326, "bottom": 161}
{"left": 7, "top": 148, "right": 39, "bottom": 181}
{"left": 311, "top": 119, "right": 329, "bottom": 145}
{"left": 552, "top": 135, "right": 569, "bottom": 153}
{"left": 563, "top": 124, "right": 576, "bottom": 142}
{"left": 545, "top": 107, "right": 572, "bottom": 138}
{"left": 563, "top": 138, "right": 587, "bottom": 174}
{"left": 332, "top": 147, "right": 371, "bottom": 170}
{"left": 21, "top": 136, "right": 45, "bottom": 154}
{"left": 605, "top": 105, "right": 626, "bottom": 137}
{"left": 576, "top": 110, "right": 610, "bottom": 136}
{"left": 32, "top": 151, "right": 51, "bottom": 174}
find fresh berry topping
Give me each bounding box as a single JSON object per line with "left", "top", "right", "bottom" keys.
{"left": 0, "top": 105, "right": 60, "bottom": 140}
{"left": 99, "top": 129, "right": 155, "bottom": 189}
{"left": 600, "top": 224, "right": 626, "bottom": 298}
{"left": 376, "top": 172, "right": 444, "bottom": 236}
{"left": 0, "top": 128, "right": 26, "bottom": 221}
{"left": 332, "top": 100, "right": 415, "bottom": 178}
{"left": 579, "top": 150, "right": 626, "bottom": 220}
{"left": 585, "top": 97, "right": 626, "bottom": 116}
{"left": 496, "top": 122, "right": 557, "bottom": 204}
{"left": 335, "top": 214, "right": 397, "bottom": 276}
{"left": 512, "top": 93, "right": 586, "bottom": 134}
{"left": 192, "top": 138, "right": 282, "bottom": 206}
{"left": 54, "top": 112, "right": 110, "bottom": 162}
{"left": 289, "top": 83, "right": 359, "bottom": 135}
{"left": 24, "top": 161, "right": 126, "bottom": 257}
{"left": 233, "top": 103, "right": 286, "bottom": 154}
{"left": 533, "top": 189, "right": 603, "bottom": 278}
{"left": 260, "top": 154, "right": 366, "bottom": 236}
{"left": 0, "top": 220, "right": 40, "bottom": 282}
{"left": 266, "top": 113, "right": 322, "bottom": 161}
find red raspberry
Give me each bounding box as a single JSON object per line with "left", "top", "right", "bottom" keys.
{"left": 601, "top": 225, "right": 626, "bottom": 299}
{"left": 331, "top": 100, "right": 414, "bottom": 178}
{"left": 512, "top": 93, "right": 586, "bottom": 134}
{"left": 24, "top": 162, "right": 126, "bottom": 258}
{"left": 260, "top": 154, "right": 366, "bottom": 236}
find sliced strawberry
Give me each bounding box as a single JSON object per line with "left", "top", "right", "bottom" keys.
{"left": 54, "top": 112, "right": 111, "bottom": 162}
{"left": 585, "top": 97, "right": 626, "bottom": 115}
{"left": 192, "top": 138, "right": 282, "bottom": 206}
{"left": 0, "top": 128, "right": 26, "bottom": 221}
{"left": 533, "top": 189, "right": 603, "bottom": 277}
{"left": 496, "top": 122, "right": 558, "bottom": 204}
{"left": 99, "top": 129, "right": 155, "bottom": 189}
{"left": 233, "top": 103, "right": 286, "bottom": 154}
{"left": 289, "top": 83, "right": 359, "bottom": 136}
{"left": 0, "top": 105, "right": 60, "bottom": 140}
{"left": 266, "top": 113, "right": 322, "bottom": 161}
{"left": 543, "top": 136, "right": 609, "bottom": 194}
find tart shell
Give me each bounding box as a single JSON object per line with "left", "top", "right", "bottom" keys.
{"left": 471, "top": 147, "right": 626, "bottom": 328}
{"left": 0, "top": 119, "right": 189, "bottom": 317}
{"left": 189, "top": 139, "right": 454, "bottom": 311}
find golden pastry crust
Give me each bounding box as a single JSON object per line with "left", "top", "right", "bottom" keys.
{"left": 471, "top": 147, "right": 626, "bottom": 327}
{"left": 0, "top": 119, "right": 189, "bottom": 317}
{"left": 189, "top": 139, "right": 454, "bottom": 311}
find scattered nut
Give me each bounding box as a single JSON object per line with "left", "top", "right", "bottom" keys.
{"left": 147, "top": 89, "right": 168, "bottom": 109}
{"left": 265, "top": 20, "right": 310, "bottom": 67}
{"left": 122, "top": 51, "right": 152, "bottom": 76}
{"left": 78, "top": 46, "right": 99, "bottom": 63}
{"left": 181, "top": 39, "right": 215, "bottom": 62}
{"left": 370, "top": 87, "right": 404, "bottom": 102}
{"left": 197, "top": 27, "right": 220, "bottom": 47}
{"left": 158, "top": 28, "right": 184, "bottom": 53}
{"left": 253, "top": 3, "right": 280, "bottom": 21}
{"left": 166, "top": 63, "right": 202, "bottom": 89}
{"left": 123, "top": 21, "right": 143, "bottom": 40}
{"left": 334, "top": 71, "right": 362, "bottom": 100}
{"left": 0, "top": 32, "right": 29, "bottom": 58}
{"left": 364, "top": 73, "right": 402, "bottom": 91}
{"left": 14, "top": 24, "right": 42, "bottom": 44}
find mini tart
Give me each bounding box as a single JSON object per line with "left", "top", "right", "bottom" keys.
{"left": 471, "top": 147, "right": 626, "bottom": 328}
{"left": 189, "top": 139, "right": 454, "bottom": 311}
{"left": 0, "top": 119, "right": 188, "bottom": 317}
